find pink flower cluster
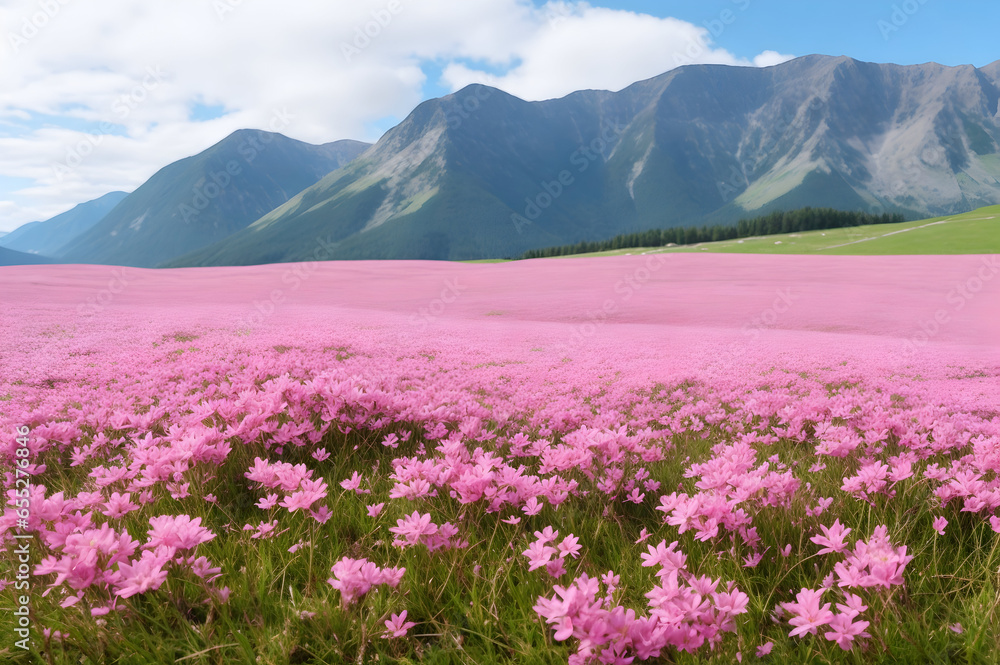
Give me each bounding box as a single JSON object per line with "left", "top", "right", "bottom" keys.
{"left": 245, "top": 457, "right": 330, "bottom": 521}
{"left": 523, "top": 526, "right": 581, "bottom": 579}
{"left": 781, "top": 588, "right": 870, "bottom": 650}
{"left": 1, "top": 257, "right": 998, "bottom": 658}
{"left": 388, "top": 511, "right": 467, "bottom": 551}
{"left": 327, "top": 557, "right": 406, "bottom": 608}
{"left": 534, "top": 539, "right": 748, "bottom": 663}
{"left": 832, "top": 525, "right": 914, "bottom": 589}
{"left": 28, "top": 506, "right": 224, "bottom": 612}
{"left": 778, "top": 523, "right": 913, "bottom": 651}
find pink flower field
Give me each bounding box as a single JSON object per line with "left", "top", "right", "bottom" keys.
{"left": 1, "top": 254, "right": 999, "bottom": 663}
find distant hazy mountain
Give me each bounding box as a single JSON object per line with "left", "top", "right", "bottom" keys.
{"left": 170, "top": 55, "right": 1000, "bottom": 265}
{"left": 0, "top": 246, "right": 55, "bottom": 267}
{"left": 58, "top": 132, "right": 370, "bottom": 267}
{"left": 0, "top": 191, "right": 129, "bottom": 256}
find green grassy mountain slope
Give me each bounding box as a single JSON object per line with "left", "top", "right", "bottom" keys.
{"left": 546, "top": 205, "right": 1000, "bottom": 258}
{"left": 58, "top": 133, "right": 370, "bottom": 267}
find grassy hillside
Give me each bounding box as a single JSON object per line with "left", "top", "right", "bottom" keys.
{"left": 538, "top": 206, "right": 1000, "bottom": 259}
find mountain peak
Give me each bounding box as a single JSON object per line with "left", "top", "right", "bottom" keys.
{"left": 58, "top": 133, "right": 370, "bottom": 267}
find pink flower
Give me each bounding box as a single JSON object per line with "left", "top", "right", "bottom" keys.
{"left": 145, "top": 515, "right": 215, "bottom": 550}
{"left": 256, "top": 493, "right": 279, "bottom": 510}
{"left": 103, "top": 492, "right": 139, "bottom": 519}
{"left": 601, "top": 570, "right": 620, "bottom": 596}
{"left": 635, "top": 528, "right": 651, "bottom": 544}
{"left": 932, "top": 516, "right": 948, "bottom": 536}
{"left": 168, "top": 482, "right": 190, "bottom": 500}
{"left": 523, "top": 540, "right": 556, "bottom": 571}
{"left": 557, "top": 534, "right": 581, "bottom": 559}
{"left": 823, "top": 613, "right": 870, "bottom": 650}
{"left": 114, "top": 548, "right": 172, "bottom": 598}
{"left": 389, "top": 511, "right": 438, "bottom": 547}
{"left": 756, "top": 641, "right": 773, "bottom": 657}
{"left": 522, "top": 497, "right": 543, "bottom": 515}
{"left": 810, "top": 519, "right": 851, "bottom": 555}
{"left": 785, "top": 588, "right": 835, "bottom": 637}
{"left": 340, "top": 471, "right": 365, "bottom": 493}
{"left": 327, "top": 557, "right": 405, "bottom": 607}
{"left": 311, "top": 505, "right": 333, "bottom": 524}
{"left": 250, "top": 520, "right": 279, "bottom": 540}
{"left": 280, "top": 489, "right": 324, "bottom": 512}
{"left": 533, "top": 526, "right": 559, "bottom": 544}
{"left": 640, "top": 540, "right": 686, "bottom": 573}
{"left": 288, "top": 540, "right": 310, "bottom": 554}
{"left": 382, "top": 610, "right": 416, "bottom": 638}
{"left": 835, "top": 592, "right": 867, "bottom": 618}
{"left": 545, "top": 558, "right": 567, "bottom": 578}
{"left": 366, "top": 503, "right": 385, "bottom": 517}
{"left": 625, "top": 488, "right": 645, "bottom": 504}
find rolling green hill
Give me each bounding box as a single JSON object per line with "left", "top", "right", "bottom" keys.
{"left": 540, "top": 206, "right": 1000, "bottom": 259}
{"left": 58, "top": 132, "right": 370, "bottom": 267}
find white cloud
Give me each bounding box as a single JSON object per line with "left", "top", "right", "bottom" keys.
{"left": 442, "top": 6, "right": 754, "bottom": 100}
{"left": 753, "top": 50, "right": 797, "bottom": 68}
{"left": 0, "top": 0, "right": 792, "bottom": 232}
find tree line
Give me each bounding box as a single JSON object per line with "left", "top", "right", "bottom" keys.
{"left": 520, "top": 208, "right": 906, "bottom": 259}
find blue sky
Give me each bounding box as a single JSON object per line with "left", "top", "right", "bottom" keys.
{"left": 0, "top": 0, "right": 996, "bottom": 234}
{"left": 593, "top": 1, "right": 997, "bottom": 70}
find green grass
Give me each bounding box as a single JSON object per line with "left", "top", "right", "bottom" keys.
{"left": 506, "top": 205, "right": 1000, "bottom": 260}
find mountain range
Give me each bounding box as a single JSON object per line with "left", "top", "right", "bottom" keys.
{"left": 0, "top": 246, "right": 55, "bottom": 267}
{"left": 0, "top": 191, "right": 129, "bottom": 256}
{"left": 5, "top": 55, "right": 1000, "bottom": 267}
{"left": 57, "top": 133, "right": 369, "bottom": 267}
